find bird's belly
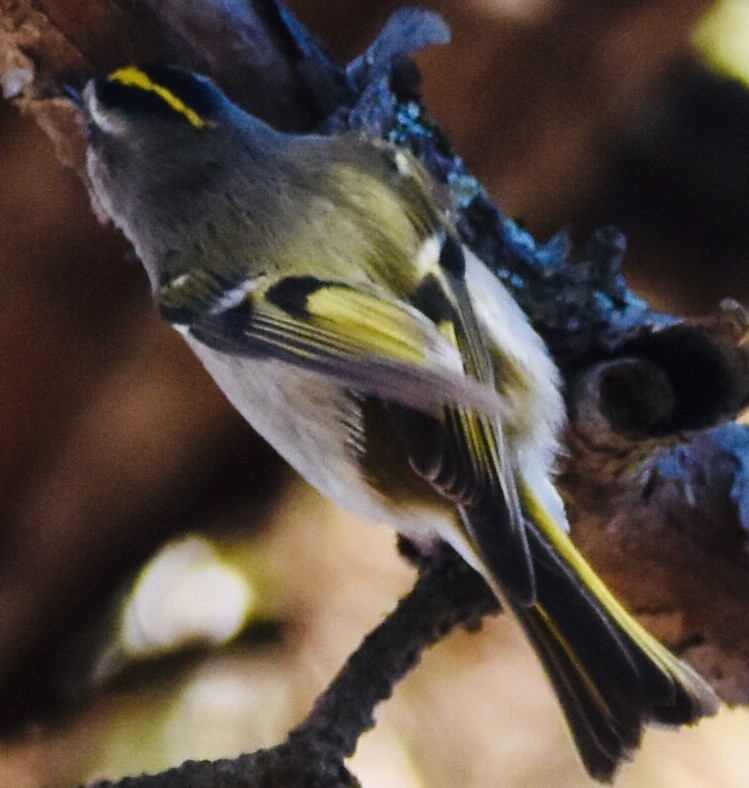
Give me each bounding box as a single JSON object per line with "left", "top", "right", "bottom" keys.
{"left": 184, "top": 336, "right": 448, "bottom": 546}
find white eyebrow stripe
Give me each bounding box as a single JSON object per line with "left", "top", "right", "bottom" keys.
{"left": 85, "top": 86, "right": 127, "bottom": 136}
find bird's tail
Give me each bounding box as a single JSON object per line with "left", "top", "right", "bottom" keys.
{"left": 506, "top": 483, "right": 719, "bottom": 782}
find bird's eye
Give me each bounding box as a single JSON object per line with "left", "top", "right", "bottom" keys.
{"left": 84, "top": 79, "right": 130, "bottom": 136}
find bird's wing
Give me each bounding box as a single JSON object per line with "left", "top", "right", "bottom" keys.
{"left": 393, "top": 231, "right": 535, "bottom": 602}
{"left": 158, "top": 268, "right": 508, "bottom": 423}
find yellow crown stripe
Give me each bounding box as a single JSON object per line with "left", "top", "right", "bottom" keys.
{"left": 108, "top": 67, "right": 207, "bottom": 129}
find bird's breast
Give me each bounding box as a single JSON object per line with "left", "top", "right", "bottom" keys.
{"left": 183, "top": 335, "right": 452, "bottom": 546}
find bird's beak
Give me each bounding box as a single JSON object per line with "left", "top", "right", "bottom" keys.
{"left": 61, "top": 82, "right": 84, "bottom": 109}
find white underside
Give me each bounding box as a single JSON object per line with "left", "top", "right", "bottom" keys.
{"left": 184, "top": 336, "right": 456, "bottom": 549}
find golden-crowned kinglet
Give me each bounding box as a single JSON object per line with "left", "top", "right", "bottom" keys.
{"left": 81, "top": 64, "right": 718, "bottom": 781}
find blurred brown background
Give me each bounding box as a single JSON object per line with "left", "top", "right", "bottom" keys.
{"left": 0, "top": 0, "right": 748, "bottom": 785}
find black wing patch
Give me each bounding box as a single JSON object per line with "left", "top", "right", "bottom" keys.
{"left": 161, "top": 271, "right": 510, "bottom": 421}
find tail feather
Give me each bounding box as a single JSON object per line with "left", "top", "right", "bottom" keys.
{"left": 501, "top": 484, "right": 720, "bottom": 782}
{"left": 513, "top": 603, "right": 638, "bottom": 782}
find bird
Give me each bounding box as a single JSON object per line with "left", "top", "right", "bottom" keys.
{"left": 79, "top": 63, "right": 719, "bottom": 782}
